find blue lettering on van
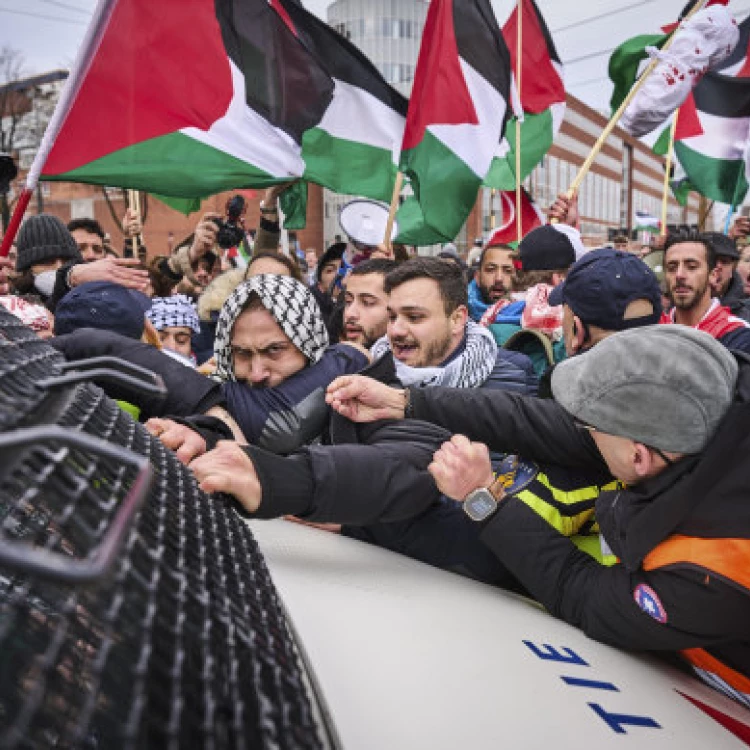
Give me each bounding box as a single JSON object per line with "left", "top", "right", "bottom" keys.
{"left": 524, "top": 640, "right": 660, "bottom": 734}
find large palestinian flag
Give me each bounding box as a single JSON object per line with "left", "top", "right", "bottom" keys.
{"left": 485, "top": 0, "right": 565, "bottom": 191}
{"left": 673, "top": 71, "right": 750, "bottom": 205}
{"left": 37, "top": 0, "right": 407, "bottom": 210}
{"left": 653, "top": 14, "right": 750, "bottom": 207}
{"left": 395, "top": 0, "right": 512, "bottom": 244}
{"left": 608, "top": 0, "right": 730, "bottom": 112}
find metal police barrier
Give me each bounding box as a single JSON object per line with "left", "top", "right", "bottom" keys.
{"left": 0, "top": 306, "right": 323, "bottom": 750}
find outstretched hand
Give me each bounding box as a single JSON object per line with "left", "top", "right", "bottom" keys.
{"left": 69, "top": 257, "right": 150, "bottom": 292}
{"left": 190, "top": 441, "right": 263, "bottom": 513}
{"left": 326, "top": 375, "right": 406, "bottom": 423}
{"left": 145, "top": 418, "right": 207, "bottom": 465}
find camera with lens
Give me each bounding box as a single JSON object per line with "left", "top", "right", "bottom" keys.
{"left": 213, "top": 194, "right": 247, "bottom": 249}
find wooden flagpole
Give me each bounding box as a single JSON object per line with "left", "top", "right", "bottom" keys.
{"left": 128, "top": 189, "right": 139, "bottom": 257}
{"left": 383, "top": 171, "right": 404, "bottom": 251}
{"left": 134, "top": 191, "right": 143, "bottom": 250}
{"left": 562, "top": 0, "right": 708, "bottom": 203}
{"left": 515, "top": 0, "right": 523, "bottom": 244}
{"left": 660, "top": 111, "right": 679, "bottom": 236}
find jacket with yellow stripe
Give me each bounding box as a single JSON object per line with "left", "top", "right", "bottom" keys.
{"left": 344, "top": 458, "right": 620, "bottom": 585}
{"left": 406, "top": 359, "right": 750, "bottom": 709}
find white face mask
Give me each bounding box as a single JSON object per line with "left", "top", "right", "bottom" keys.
{"left": 33, "top": 269, "right": 57, "bottom": 298}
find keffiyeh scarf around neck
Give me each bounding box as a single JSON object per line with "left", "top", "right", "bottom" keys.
{"left": 370, "top": 320, "right": 498, "bottom": 389}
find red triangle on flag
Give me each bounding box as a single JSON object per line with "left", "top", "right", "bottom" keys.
{"left": 502, "top": 0, "right": 564, "bottom": 114}
{"left": 735, "top": 54, "right": 750, "bottom": 78}
{"left": 44, "top": 0, "right": 233, "bottom": 175}
{"left": 487, "top": 189, "right": 543, "bottom": 246}
{"left": 401, "top": 0, "right": 478, "bottom": 151}
{"left": 674, "top": 92, "right": 704, "bottom": 141}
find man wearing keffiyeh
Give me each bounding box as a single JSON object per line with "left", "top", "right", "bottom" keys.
{"left": 147, "top": 294, "right": 201, "bottom": 363}
{"left": 147, "top": 274, "right": 369, "bottom": 461}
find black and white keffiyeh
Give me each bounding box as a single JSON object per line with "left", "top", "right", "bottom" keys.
{"left": 370, "top": 320, "right": 498, "bottom": 389}
{"left": 146, "top": 295, "right": 200, "bottom": 333}
{"left": 213, "top": 274, "right": 329, "bottom": 382}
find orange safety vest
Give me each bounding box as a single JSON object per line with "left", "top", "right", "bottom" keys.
{"left": 644, "top": 535, "right": 750, "bottom": 707}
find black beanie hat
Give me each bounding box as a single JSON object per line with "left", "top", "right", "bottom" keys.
{"left": 16, "top": 214, "right": 82, "bottom": 273}
{"left": 516, "top": 225, "right": 586, "bottom": 271}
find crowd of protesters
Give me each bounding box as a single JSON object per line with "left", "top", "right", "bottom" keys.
{"left": 1, "top": 185, "right": 749, "bottom": 713}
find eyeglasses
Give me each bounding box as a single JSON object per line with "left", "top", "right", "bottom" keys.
{"left": 574, "top": 419, "right": 675, "bottom": 467}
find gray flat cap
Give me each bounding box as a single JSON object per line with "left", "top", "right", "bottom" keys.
{"left": 551, "top": 325, "right": 738, "bottom": 454}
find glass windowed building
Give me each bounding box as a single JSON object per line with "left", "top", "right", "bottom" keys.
{"left": 323, "top": 0, "right": 428, "bottom": 247}
{"left": 327, "top": 0, "right": 427, "bottom": 96}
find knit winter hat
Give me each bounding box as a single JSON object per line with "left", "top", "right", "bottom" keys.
{"left": 147, "top": 295, "right": 200, "bottom": 333}
{"left": 54, "top": 281, "right": 151, "bottom": 339}
{"left": 16, "top": 214, "right": 81, "bottom": 273}
{"left": 213, "top": 274, "right": 329, "bottom": 382}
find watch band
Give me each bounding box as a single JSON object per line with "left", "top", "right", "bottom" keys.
{"left": 487, "top": 474, "right": 506, "bottom": 502}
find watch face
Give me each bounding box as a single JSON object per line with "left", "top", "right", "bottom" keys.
{"left": 464, "top": 489, "right": 497, "bottom": 522}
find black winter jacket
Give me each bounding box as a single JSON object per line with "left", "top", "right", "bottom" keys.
{"left": 51, "top": 328, "right": 223, "bottom": 419}
{"left": 720, "top": 270, "right": 750, "bottom": 324}
{"left": 247, "top": 365, "right": 750, "bottom": 705}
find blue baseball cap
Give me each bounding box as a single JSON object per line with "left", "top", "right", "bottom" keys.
{"left": 54, "top": 281, "right": 151, "bottom": 339}
{"left": 549, "top": 248, "right": 661, "bottom": 331}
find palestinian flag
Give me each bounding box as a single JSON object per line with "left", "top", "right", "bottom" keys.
{"left": 36, "top": 0, "right": 407, "bottom": 211}
{"left": 608, "top": 0, "right": 729, "bottom": 112}
{"left": 486, "top": 189, "right": 544, "bottom": 246}
{"left": 485, "top": 0, "right": 565, "bottom": 191}
{"left": 673, "top": 72, "right": 750, "bottom": 205}
{"left": 634, "top": 209, "right": 661, "bottom": 233}
{"left": 395, "top": 0, "right": 513, "bottom": 244}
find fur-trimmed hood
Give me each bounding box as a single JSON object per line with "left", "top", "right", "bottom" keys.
{"left": 197, "top": 269, "right": 245, "bottom": 322}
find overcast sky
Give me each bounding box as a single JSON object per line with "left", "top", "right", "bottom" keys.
{"left": 3, "top": 0, "right": 750, "bottom": 115}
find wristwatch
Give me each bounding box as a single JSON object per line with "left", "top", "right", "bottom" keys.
{"left": 463, "top": 478, "right": 505, "bottom": 522}
{"left": 463, "top": 455, "right": 539, "bottom": 522}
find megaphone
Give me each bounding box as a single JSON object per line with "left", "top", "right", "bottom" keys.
{"left": 339, "top": 199, "right": 398, "bottom": 248}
